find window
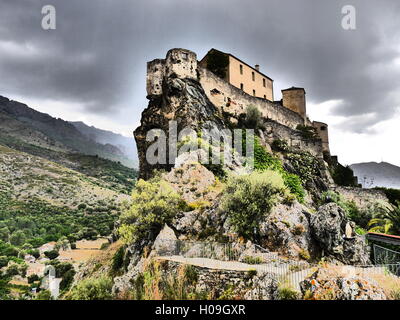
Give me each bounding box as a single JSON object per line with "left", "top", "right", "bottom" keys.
{"left": 240, "top": 83, "right": 244, "bottom": 90}
{"left": 252, "top": 72, "right": 255, "bottom": 81}
{"left": 240, "top": 65, "right": 243, "bottom": 75}
{"left": 263, "top": 78, "right": 266, "bottom": 87}
{"left": 182, "top": 52, "right": 189, "bottom": 60}
{"left": 263, "top": 95, "right": 266, "bottom": 99}
{"left": 321, "top": 126, "right": 327, "bottom": 131}
{"left": 253, "top": 89, "right": 256, "bottom": 96}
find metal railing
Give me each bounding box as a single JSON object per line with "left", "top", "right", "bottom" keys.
{"left": 155, "top": 239, "right": 278, "bottom": 262}
{"left": 155, "top": 240, "right": 400, "bottom": 292}
{"left": 373, "top": 244, "right": 400, "bottom": 265}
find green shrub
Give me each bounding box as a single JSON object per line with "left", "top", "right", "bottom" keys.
{"left": 66, "top": 276, "right": 113, "bottom": 300}
{"left": 244, "top": 105, "right": 262, "bottom": 129}
{"left": 242, "top": 256, "right": 263, "bottom": 265}
{"left": 375, "top": 188, "right": 400, "bottom": 206}
{"left": 271, "top": 139, "right": 290, "bottom": 152}
{"left": 299, "top": 249, "right": 311, "bottom": 261}
{"left": 296, "top": 125, "right": 318, "bottom": 139}
{"left": 331, "top": 164, "right": 358, "bottom": 187}
{"left": 219, "top": 171, "right": 287, "bottom": 241}
{"left": 278, "top": 284, "right": 299, "bottom": 300}
{"left": 36, "top": 290, "right": 52, "bottom": 300}
{"left": 252, "top": 137, "right": 305, "bottom": 202}
{"left": 118, "top": 177, "right": 187, "bottom": 244}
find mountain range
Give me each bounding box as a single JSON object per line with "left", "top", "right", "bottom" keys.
{"left": 351, "top": 161, "right": 400, "bottom": 189}
{"left": 0, "top": 95, "right": 137, "bottom": 168}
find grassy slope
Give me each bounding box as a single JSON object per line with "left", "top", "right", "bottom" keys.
{"left": 0, "top": 134, "right": 137, "bottom": 194}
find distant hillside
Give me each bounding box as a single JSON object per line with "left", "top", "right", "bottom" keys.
{"left": 350, "top": 162, "right": 400, "bottom": 189}
{"left": 70, "top": 121, "right": 138, "bottom": 167}
{"left": 0, "top": 95, "right": 135, "bottom": 168}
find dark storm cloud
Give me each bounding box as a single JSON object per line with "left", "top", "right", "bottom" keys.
{"left": 1, "top": 0, "right": 400, "bottom": 132}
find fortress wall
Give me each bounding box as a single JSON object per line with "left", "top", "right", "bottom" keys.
{"left": 262, "top": 119, "right": 324, "bottom": 158}
{"left": 199, "top": 67, "right": 305, "bottom": 130}
{"left": 332, "top": 187, "right": 390, "bottom": 209}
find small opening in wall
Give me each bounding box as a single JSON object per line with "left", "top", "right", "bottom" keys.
{"left": 240, "top": 83, "right": 244, "bottom": 90}
{"left": 263, "top": 78, "right": 266, "bottom": 87}
{"left": 263, "top": 95, "right": 266, "bottom": 99}
{"left": 240, "top": 64, "right": 243, "bottom": 75}
{"left": 182, "top": 52, "right": 189, "bottom": 60}
{"left": 321, "top": 126, "right": 327, "bottom": 131}
{"left": 252, "top": 72, "right": 255, "bottom": 81}
{"left": 253, "top": 90, "right": 256, "bottom": 96}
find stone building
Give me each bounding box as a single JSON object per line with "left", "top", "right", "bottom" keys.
{"left": 145, "top": 48, "right": 331, "bottom": 158}
{"left": 199, "top": 48, "right": 274, "bottom": 101}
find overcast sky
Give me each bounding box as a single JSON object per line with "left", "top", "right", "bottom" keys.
{"left": 1, "top": 0, "right": 400, "bottom": 166}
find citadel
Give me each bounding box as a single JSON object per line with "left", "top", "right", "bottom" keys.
{"left": 146, "top": 48, "right": 330, "bottom": 161}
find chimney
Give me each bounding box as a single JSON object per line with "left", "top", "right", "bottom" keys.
{"left": 255, "top": 64, "right": 260, "bottom": 71}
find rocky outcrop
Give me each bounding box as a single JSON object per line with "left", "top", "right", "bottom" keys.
{"left": 134, "top": 75, "right": 225, "bottom": 180}
{"left": 310, "top": 203, "right": 370, "bottom": 264}
{"left": 300, "top": 268, "right": 387, "bottom": 300}
{"left": 260, "top": 202, "right": 319, "bottom": 260}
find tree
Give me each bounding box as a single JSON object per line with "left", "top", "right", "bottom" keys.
{"left": 44, "top": 250, "right": 59, "bottom": 260}
{"left": 65, "top": 276, "right": 113, "bottom": 300}
{"left": 368, "top": 205, "right": 400, "bottom": 235}
{"left": 0, "top": 256, "right": 8, "bottom": 268}
{"left": 0, "top": 227, "right": 10, "bottom": 242}
{"left": 9, "top": 230, "right": 27, "bottom": 246}
{"left": 28, "top": 274, "right": 40, "bottom": 284}
{"left": 244, "top": 105, "right": 262, "bottom": 129}
{"left": 36, "top": 290, "right": 52, "bottom": 300}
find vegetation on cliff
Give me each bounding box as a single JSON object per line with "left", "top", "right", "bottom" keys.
{"left": 118, "top": 177, "right": 188, "bottom": 244}
{"left": 220, "top": 170, "right": 290, "bottom": 241}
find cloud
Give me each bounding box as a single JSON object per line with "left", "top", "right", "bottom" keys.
{"left": 0, "top": 0, "right": 400, "bottom": 163}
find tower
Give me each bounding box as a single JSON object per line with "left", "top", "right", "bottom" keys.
{"left": 282, "top": 87, "right": 306, "bottom": 119}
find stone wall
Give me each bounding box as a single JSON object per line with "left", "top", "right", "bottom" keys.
{"left": 333, "top": 186, "right": 390, "bottom": 208}
{"left": 199, "top": 67, "right": 305, "bottom": 130}
{"left": 260, "top": 119, "right": 324, "bottom": 158}
{"left": 157, "top": 260, "right": 279, "bottom": 300}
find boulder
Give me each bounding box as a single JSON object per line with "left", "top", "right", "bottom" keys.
{"left": 310, "top": 203, "right": 370, "bottom": 264}
{"left": 260, "top": 202, "right": 318, "bottom": 260}
{"left": 300, "top": 267, "right": 387, "bottom": 300}
{"left": 152, "top": 224, "right": 178, "bottom": 256}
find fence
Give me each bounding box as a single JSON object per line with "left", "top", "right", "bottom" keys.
{"left": 373, "top": 244, "right": 400, "bottom": 265}
{"left": 156, "top": 239, "right": 278, "bottom": 263}
{"left": 155, "top": 240, "right": 400, "bottom": 291}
